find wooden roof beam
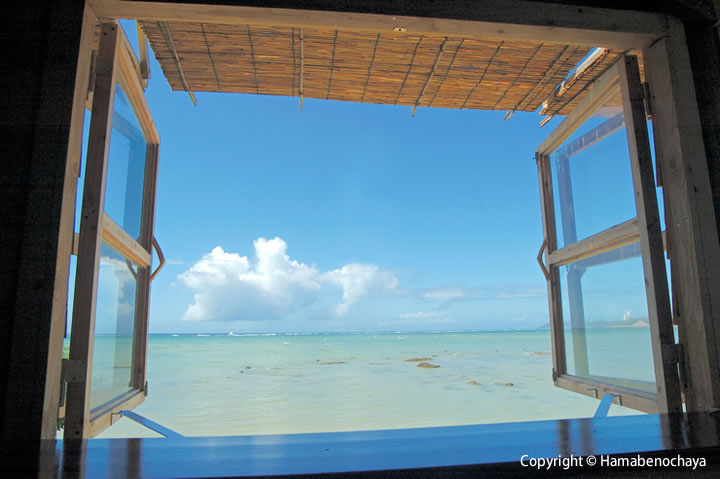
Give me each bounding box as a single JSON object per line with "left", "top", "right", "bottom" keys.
{"left": 89, "top": 0, "right": 668, "bottom": 49}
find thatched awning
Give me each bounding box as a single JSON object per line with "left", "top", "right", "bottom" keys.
{"left": 137, "top": 20, "right": 628, "bottom": 115}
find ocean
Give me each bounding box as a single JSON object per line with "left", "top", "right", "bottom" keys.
{"left": 94, "top": 330, "right": 644, "bottom": 438}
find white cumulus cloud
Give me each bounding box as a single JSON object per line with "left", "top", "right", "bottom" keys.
{"left": 322, "top": 264, "right": 398, "bottom": 315}
{"left": 177, "top": 237, "right": 397, "bottom": 321}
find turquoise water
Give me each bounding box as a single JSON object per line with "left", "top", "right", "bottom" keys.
{"left": 96, "top": 330, "right": 643, "bottom": 438}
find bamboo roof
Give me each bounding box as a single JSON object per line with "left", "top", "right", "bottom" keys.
{"left": 137, "top": 21, "right": 629, "bottom": 115}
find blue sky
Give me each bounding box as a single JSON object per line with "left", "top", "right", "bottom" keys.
{"left": 147, "top": 90, "right": 553, "bottom": 333}
{"left": 76, "top": 21, "right": 655, "bottom": 334}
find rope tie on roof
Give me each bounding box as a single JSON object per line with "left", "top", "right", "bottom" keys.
{"left": 411, "top": 39, "right": 449, "bottom": 117}
{"left": 247, "top": 25, "right": 259, "bottom": 95}
{"left": 299, "top": 28, "right": 304, "bottom": 109}
{"left": 200, "top": 23, "right": 221, "bottom": 92}
{"left": 395, "top": 35, "right": 424, "bottom": 105}
{"left": 360, "top": 33, "right": 381, "bottom": 104}
{"left": 513, "top": 45, "right": 573, "bottom": 114}
{"left": 327, "top": 30, "right": 338, "bottom": 100}
{"left": 492, "top": 43, "right": 544, "bottom": 112}
{"left": 291, "top": 28, "right": 296, "bottom": 96}
{"left": 461, "top": 41, "right": 504, "bottom": 110}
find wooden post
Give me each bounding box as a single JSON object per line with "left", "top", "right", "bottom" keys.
{"left": 536, "top": 153, "right": 567, "bottom": 381}
{"left": 644, "top": 18, "right": 720, "bottom": 412}
{"left": 132, "top": 143, "right": 160, "bottom": 393}
{"left": 683, "top": 15, "right": 720, "bottom": 243}
{"left": 618, "top": 54, "right": 682, "bottom": 414}
{"left": 137, "top": 23, "right": 151, "bottom": 89}
{"left": 64, "top": 22, "right": 121, "bottom": 439}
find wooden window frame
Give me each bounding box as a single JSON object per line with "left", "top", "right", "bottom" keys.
{"left": 23, "top": 0, "right": 711, "bottom": 443}
{"left": 536, "top": 56, "right": 681, "bottom": 414}
{"left": 64, "top": 21, "right": 160, "bottom": 439}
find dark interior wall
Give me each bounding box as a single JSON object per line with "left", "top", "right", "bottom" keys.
{"left": 125, "top": 0, "right": 718, "bottom": 22}
{"left": 685, "top": 21, "right": 720, "bottom": 243}
{"left": 0, "top": 0, "right": 84, "bottom": 438}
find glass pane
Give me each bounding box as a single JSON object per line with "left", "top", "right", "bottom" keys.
{"left": 90, "top": 242, "right": 140, "bottom": 410}
{"left": 550, "top": 92, "right": 637, "bottom": 248}
{"left": 75, "top": 110, "right": 91, "bottom": 234}
{"left": 105, "top": 83, "right": 147, "bottom": 241}
{"left": 560, "top": 242, "right": 656, "bottom": 393}
{"left": 66, "top": 255, "right": 78, "bottom": 341}
{"left": 647, "top": 119, "right": 666, "bottom": 232}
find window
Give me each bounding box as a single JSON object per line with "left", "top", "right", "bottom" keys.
{"left": 535, "top": 56, "right": 681, "bottom": 413}
{"left": 64, "top": 22, "right": 162, "bottom": 438}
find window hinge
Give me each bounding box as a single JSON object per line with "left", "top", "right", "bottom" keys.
{"left": 61, "top": 358, "right": 87, "bottom": 383}
{"left": 642, "top": 82, "right": 653, "bottom": 120}
{"left": 59, "top": 360, "right": 67, "bottom": 408}
{"left": 552, "top": 368, "right": 558, "bottom": 382}
{"left": 144, "top": 380, "right": 149, "bottom": 396}
{"left": 59, "top": 358, "right": 87, "bottom": 409}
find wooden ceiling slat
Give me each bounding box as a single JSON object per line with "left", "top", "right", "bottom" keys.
{"left": 139, "top": 21, "right": 610, "bottom": 114}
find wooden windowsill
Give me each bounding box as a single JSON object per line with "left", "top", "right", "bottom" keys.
{"left": 12, "top": 412, "right": 720, "bottom": 477}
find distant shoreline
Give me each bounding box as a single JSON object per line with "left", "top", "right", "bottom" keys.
{"left": 92, "top": 326, "right": 656, "bottom": 338}
{"left": 536, "top": 319, "right": 651, "bottom": 330}
{"left": 143, "top": 329, "right": 552, "bottom": 337}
